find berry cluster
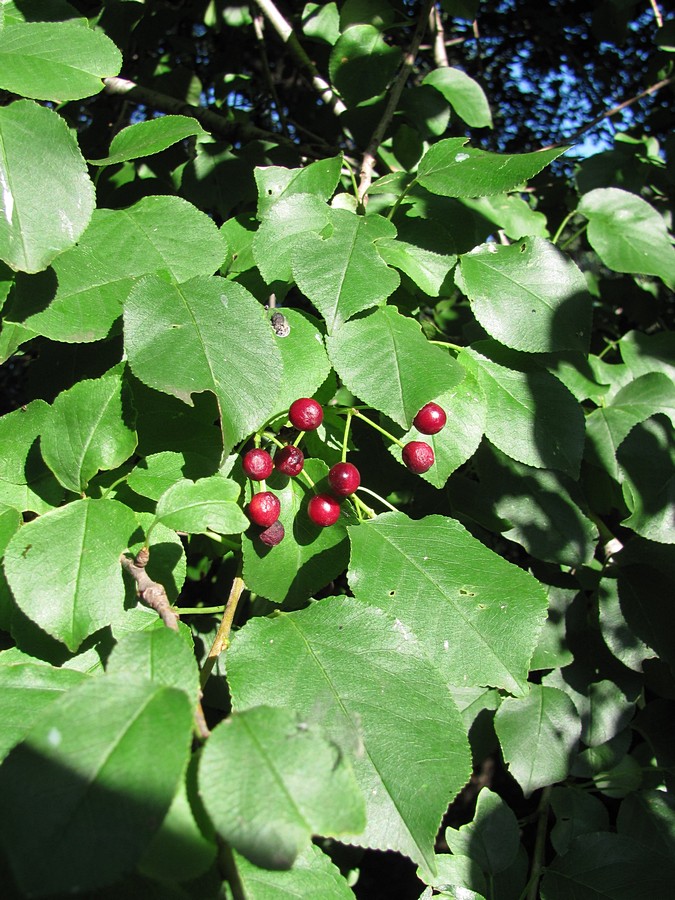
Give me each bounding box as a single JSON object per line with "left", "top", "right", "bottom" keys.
{"left": 240, "top": 397, "right": 447, "bottom": 547}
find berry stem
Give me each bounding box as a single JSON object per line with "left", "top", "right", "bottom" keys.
{"left": 357, "top": 485, "right": 399, "bottom": 513}
{"left": 293, "top": 430, "right": 305, "bottom": 447}
{"left": 341, "top": 409, "right": 353, "bottom": 463}
{"left": 350, "top": 408, "right": 405, "bottom": 448}
{"left": 351, "top": 493, "right": 375, "bottom": 520}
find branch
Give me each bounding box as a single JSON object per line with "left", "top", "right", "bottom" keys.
{"left": 251, "top": 0, "right": 346, "bottom": 116}
{"left": 429, "top": 3, "right": 449, "bottom": 67}
{"left": 121, "top": 547, "right": 179, "bottom": 631}
{"left": 541, "top": 74, "right": 675, "bottom": 152}
{"left": 527, "top": 785, "right": 552, "bottom": 900}
{"left": 357, "top": 0, "right": 435, "bottom": 205}
{"left": 102, "top": 75, "right": 301, "bottom": 150}
{"left": 200, "top": 573, "right": 247, "bottom": 688}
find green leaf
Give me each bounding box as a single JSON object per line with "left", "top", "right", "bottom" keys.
{"left": 89, "top": 115, "right": 208, "bottom": 165}
{"left": 618, "top": 415, "right": 675, "bottom": 543}
{"left": 127, "top": 451, "right": 216, "bottom": 502}
{"left": 376, "top": 238, "right": 457, "bottom": 297}
{"left": 3, "top": 497, "right": 137, "bottom": 651}
{"left": 123, "top": 275, "right": 282, "bottom": 454}
{"left": 326, "top": 307, "right": 462, "bottom": 427}
{"left": 40, "top": 368, "right": 137, "bottom": 493}
{"left": 153, "top": 475, "right": 248, "bottom": 536}
{"left": 422, "top": 853, "right": 488, "bottom": 895}
{"left": 445, "top": 788, "right": 520, "bottom": 875}
{"left": 0, "top": 399, "right": 49, "bottom": 485}
{"left": 417, "top": 139, "right": 567, "bottom": 198}
{"left": 199, "top": 705, "right": 365, "bottom": 869}
{"left": 387, "top": 372, "right": 486, "bottom": 488}
{"left": 494, "top": 684, "right": 581, "bottom": 796}
{"left": 0, "top": 663, "right": 87, "bottom": 762}
{"left": 302, "top": 2, "right": 341, "bottom": 45}
{"left": 127, "top": 515, "right": 187, "bottom": 605}
{"left": 529, "top": 587, "right": 575, "bottom": 671}
{"left": 348, "top": 513, "right": 548, "bottom": 696}
{"left": 106, "top": 628, "right": 200, "bottom": 707}
{"left": 540, "top": 833, "right": 675, "bottom": 899}
{"left": 233, "top": 843, "right": 357, "bottom": 899}
{"left": 138, "top": 762, "right": 216, "bottom": 884}
{"left": 0, "top": 675, "right": 193, "bottom": 897}
{"left": 252, "top": 193, "right": 330, "bottom": 284}
{"left": 254, "top": 156, "right": 342, "bottom": 218}
{"left": 242, "top": 459, "right": 349, "bottom": 606}
{"left": 423, "top": 68, "right": 492, "bottom": 128}
{"left": 267, "top": 310, "right": 331, "bottom": 419}
{"left": 549, "top": 786, "right": 610, "bottom": 856}
{"left": 459, "top": 347, "right": 585, "bottom": 477}
{"left": 578, "top": 188, "right": 675, "bottom": 287}
{"left": 475, "top": 445, "right": 597, "bottom": 566}
{"left": 459, "top": 194, "right": 549, "bottom": 240}
{"left": 293, "top": 209, "right": 400, "bottom": 333}
{"left": 228, "top": 596, "right": 471, "bottom": 878}
{"left": 545, "top": 674, "right": 636, "bottom": 749}
{"left": 617, "top": 790, "right": 675, "bottom": 864}
{"left": 597, "top": 576, "right": 657, "bottom": 673}
{"left": 329, "top": 24, "right": 401, "bottom": 106}
{"left": 10, "top": 196, "right": 227, "bottom": 344}
{"left": 0, "top": 21, "right": 121, "bottom": 101}
{"left": 619, "top": 330, "right": 675, "bottom": 382}
{"left": 0, "top": 100, "right": 95, "bottom": 273}
{"left": 456, "top": 237, "right": 592, "bottom": 353}
{"left": 585, "top": 371, "right": 675, "bottom": 478}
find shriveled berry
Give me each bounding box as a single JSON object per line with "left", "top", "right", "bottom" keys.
{"left": 328, "top": 462, "right": 360, "bottom": 497}
{"left": 275, "top": 445, "right": 304, "bottom": 476}
{"left": 402, "top": 441, "right": 434, "bottom": 474}
{"left": 259, "top": 520, "right": 285, "bottom": 547}
{"left": 242, "top": 448, "right": 274, "bottom": 480}
{"left": 289, "top": 397, "right": 323, "bottom": 431}
{"left": 308, "top": 493, "right": 341, "bottom": 527}
{"left": 248, "top": 491, "right": 281, "bottom": 527}
{"left": 413, "top": 402, "right": 447, "bottom": 435}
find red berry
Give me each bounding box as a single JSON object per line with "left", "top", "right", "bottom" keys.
{"left": 413, "top": 402, "right": 447, "bottom": 435}
{"left": 328, "top": 462, "right": 360, "bottom": 496}
{"left": 402, "top": 441, "right": 434, "bottom": 474}
{"left": 275, "top": 445, "right": 304, "bottom": 476}
{"left": 242, "top": 448, "right": 274, "bottom": 480}
{"left": 259, "top": 520, "right": 285, "bottom": 547}
{"left": 289, "top": 398, "right": 323, "bottom": 431}
{"left": 248, "top": 491, "right": 281, "bottom": 527}
{"left": 308, "top": 493, "right": 341, "bottom": 527}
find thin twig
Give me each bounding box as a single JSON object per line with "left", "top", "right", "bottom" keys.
{"left": 429, "top": 4, "right": 449, "bottom": 67}
{"left": 526, "top": 785, "right": 552, "bottom": 900}
{"left": 541, "top": 74, "right": 675, "bottom": 151}
{"left": 649, "top": 0, "right": 663, "bottom": 28}
{"left": 252, "top": 11, "right": 290, "bottom": 137}
{"left": 102, "top": 75, "right": 303, "bottom": 151}
{"left": 357, "top": 0, "right": 435, "bottom": 205}
{"left": 121, "top": 547, "right": 179, "bottom": 631}
{"left": 200, "top": 573, "right": 247, "bottom": 688}
{"left": 252, "top": 0, "right": 346, "bottom": 115}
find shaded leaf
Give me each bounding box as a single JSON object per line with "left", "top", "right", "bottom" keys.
{"left": 233, "top": 843, "right": 356, "bottom": 899}
{"left": 267, "top": 310, "right": 331, "bottom": 419}
{"left": 329, "top": 24, "right": 401, "bottom": 105}
{"left": 494, "top": 684, "right": 581, "bottom": 796}
{"left": 0, "top": 675, "right": 193, "bottom": 897}
{"left": 549, "top": 786, "right": 610, "bottom": 856}
{"left": 618, "top": 415, "right": 675, "bottom": 543}
{"left": 444, "top": 787, "right": 520, "bottom": 875}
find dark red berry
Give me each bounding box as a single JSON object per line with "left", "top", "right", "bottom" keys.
{"left": 248, "top": 491, "right": 281, "bottom": 527}
{"left": 275, "top": 445, "right": 305, "bottom": 476}
{"left": 328, "top": 462, "right": 360, "bottom": 497}
{"left": 413, "top": 402, "right": 447, "bottom": 435}
{"left": 308, "top": 493, "right": 341, "bottom": 527}
{"left": 259, "top": 520, "right": 285, "bottom": 547}
{"left": 402, "top": 441, "right": 434, "bottom": 474}
{"left": 289, "top": 398, "right": 323, "bottom": 431}
{"left": 242, "top": 448, "right": 274, "bottom": 480}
